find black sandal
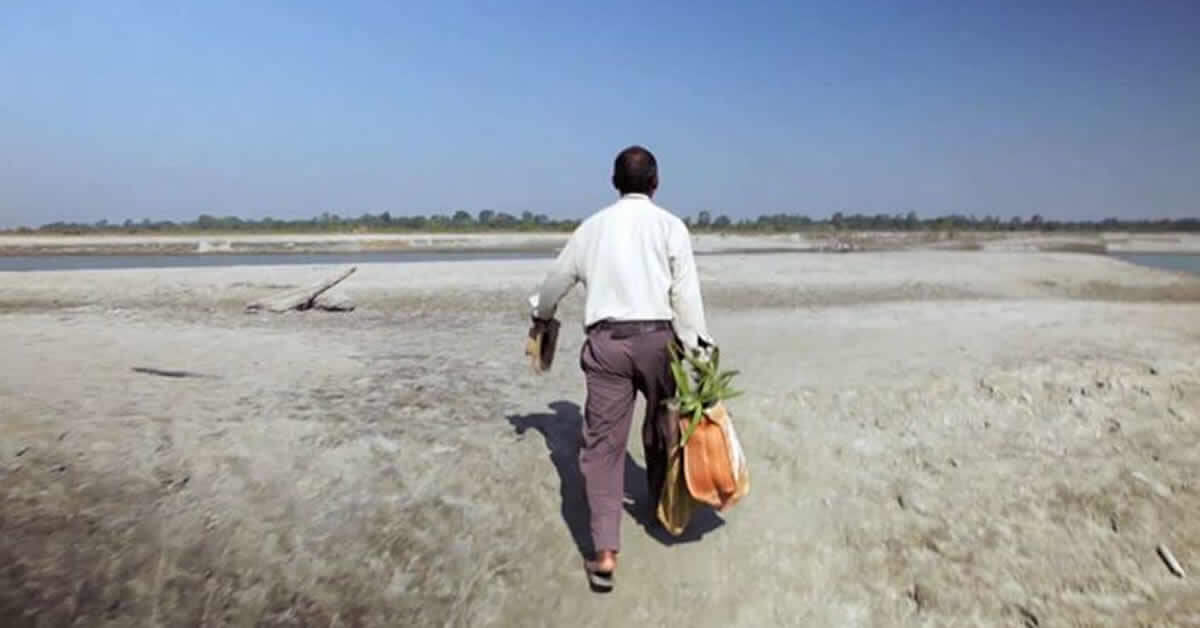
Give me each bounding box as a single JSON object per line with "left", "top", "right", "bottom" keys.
{"left": 584, "top": 561, "right": 614, "bottom": 593}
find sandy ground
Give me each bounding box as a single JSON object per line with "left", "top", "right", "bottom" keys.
{"left": 2, "top": 250, "right": 1200, "bottom": 626}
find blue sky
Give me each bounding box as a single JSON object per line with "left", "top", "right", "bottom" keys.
{"left": 1, "top": 0, "right": 1197, "bottom": 227}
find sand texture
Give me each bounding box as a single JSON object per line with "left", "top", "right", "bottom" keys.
{"left": 2, "top": 250, "right": 1200, "bottom": 626}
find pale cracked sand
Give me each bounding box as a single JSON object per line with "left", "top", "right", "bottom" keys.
{"left": 2, "top": 249, "right": 1200, "bottom": 626}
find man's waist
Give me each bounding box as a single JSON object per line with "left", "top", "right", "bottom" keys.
{"left": 586, "top": 319, "right": 673, "bottom": 337}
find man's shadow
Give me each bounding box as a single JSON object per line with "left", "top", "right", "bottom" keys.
{"left": 507, "top": 400, "right": 723, "bottom": 559}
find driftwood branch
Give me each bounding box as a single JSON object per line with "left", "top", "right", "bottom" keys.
{"left": 246, "top": 266, "right": 357, "bottom": 313}
{"left": 132, "top": 367, "right": 218, "bottom": 379}
{"left": 1158, "top": 544, "right": 1186, "bottom": 578}
{"left": 313, "top": 290, "right": 355, "bottom": 312}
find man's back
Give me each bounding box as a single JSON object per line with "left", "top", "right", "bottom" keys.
{"left": 572, "top": 193, "right": 685, "bottom": 325}
{"left": 530, "top": 192, "right": 710, "bottom": 352}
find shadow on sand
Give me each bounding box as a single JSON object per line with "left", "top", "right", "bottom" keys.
{"left": 507, "top": 400, "right": 723, "bottom": 559}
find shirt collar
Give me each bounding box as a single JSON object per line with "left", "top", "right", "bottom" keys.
{"left": 620, "top": 193, "right": 650, "bottom": 201}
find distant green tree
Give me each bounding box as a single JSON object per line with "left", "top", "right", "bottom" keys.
{"left": 23, "top": 207, "right": 1200, "bottom": 236}
{"left": 494, "top": 213, "right": 517, "bottom": 228}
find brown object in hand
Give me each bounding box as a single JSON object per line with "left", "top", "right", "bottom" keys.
{"left": 525, "top": 318, "right": 561, "bottom": 373}
{"left": 680, "top": 402, "right": 750, "bottom": 512}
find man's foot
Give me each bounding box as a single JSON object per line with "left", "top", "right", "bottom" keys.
{"left": 584, "top": 550, "right": 617, "bottom": 593}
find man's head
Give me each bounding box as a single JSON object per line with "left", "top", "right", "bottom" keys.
{"left": 612, "top": 145, "right": 658, "bottom": 197}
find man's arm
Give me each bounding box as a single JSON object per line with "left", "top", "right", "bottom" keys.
{"left": 667, "top": 220, "right": 714, "bottom": 353}
{"left": 528, "top": 231, "right": 581, "bottom": 321}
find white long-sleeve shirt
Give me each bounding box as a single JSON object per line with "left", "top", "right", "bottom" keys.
{"left": 528, "top": 193, "right": 713, "bottom": 352}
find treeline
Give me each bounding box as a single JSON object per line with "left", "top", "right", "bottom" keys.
{"left": 726, "top": 211, "right": 1199, "bottom": 233}
{"left": 24, "top": 211, "right": 576, "bottom": 235}
{"left": 12, "top": 210, "right": 1200, "bottom": 234}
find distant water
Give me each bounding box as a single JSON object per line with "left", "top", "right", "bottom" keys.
{"left": 0, "top": 247, "right": 811, "bottom": 272}
{"left": 1114, "top": 253, "right": 1200, "bottom": 275}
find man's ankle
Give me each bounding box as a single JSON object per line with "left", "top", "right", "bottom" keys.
{"left": 592, "top": 549, "right": 617, "bottom": 565}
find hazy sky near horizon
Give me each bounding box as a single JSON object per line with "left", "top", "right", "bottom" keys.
{"left": 2, "top": 1, "right": 1198, "bottom": 227}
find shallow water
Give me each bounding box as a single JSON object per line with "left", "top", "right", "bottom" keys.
{"left": 0, "top": 247, "right": 813, "bottom": 272}
{"left": 1114, "top": 253, "right": 1200, "bottom": 275}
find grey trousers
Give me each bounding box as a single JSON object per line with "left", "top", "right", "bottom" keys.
{"left": 579, "top": 324, "right": 678, "bottom": 553}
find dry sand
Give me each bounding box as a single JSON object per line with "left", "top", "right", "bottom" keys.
{"left": 2, "top": 249, "right": 1200, "bottom": 626}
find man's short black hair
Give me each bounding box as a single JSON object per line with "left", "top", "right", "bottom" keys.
{"left": 612, "top": 145, "right": 658, "bottom": 195}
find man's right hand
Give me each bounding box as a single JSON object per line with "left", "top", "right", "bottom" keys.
{"left": 690, "top": 335, "right": 716, "bottom": 363}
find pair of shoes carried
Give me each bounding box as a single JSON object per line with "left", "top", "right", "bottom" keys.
{"left": 525, "top": 317, "right": 561, "bottom": 374}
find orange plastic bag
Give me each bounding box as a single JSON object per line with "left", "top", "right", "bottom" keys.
{"left": 656, "top": 402, "right": 750, "bottom": 535}
{"left": 681, "top": 402, "right": 750, "bottom": 512}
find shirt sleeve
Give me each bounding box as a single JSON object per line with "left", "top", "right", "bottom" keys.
{"left": 528, "top": 230, "right": 581, "bottom": 321}
{"left": 667, "top": 220, "right": 713, "bottom": 352}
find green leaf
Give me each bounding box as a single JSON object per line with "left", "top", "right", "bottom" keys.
{"left": 671, "top": 361, "right": 690, "bottom": 395}
{"left": 668, "top": 340, "right": 741, "bottom": 447}
{"left": 680, "top": 406, "right": 705, "bottom": 447}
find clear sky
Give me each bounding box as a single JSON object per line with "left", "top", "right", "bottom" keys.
{"left": 2, "top": 1, "right": 1198, "bottom": 227}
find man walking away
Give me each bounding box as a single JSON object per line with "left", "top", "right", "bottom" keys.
{"left": 527, "top": 145, "right": 713, "bottom": 591}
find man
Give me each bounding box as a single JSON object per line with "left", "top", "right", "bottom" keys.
{"left": 527, "top": 145, "right": 713, "bottom": 591}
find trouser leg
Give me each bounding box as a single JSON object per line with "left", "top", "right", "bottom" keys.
{"left": 633, "top": 329, "right": 678, "bottom": 517}
{"left": 579, "top": 333, "right": 636, "bottom": 553}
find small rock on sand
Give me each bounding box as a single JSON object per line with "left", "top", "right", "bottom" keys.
{"left": 909, "top": 582, "right": 934, "bottom": 612}
{"left": 1131, "top": 471, "right": 1172, "bottom": 498}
